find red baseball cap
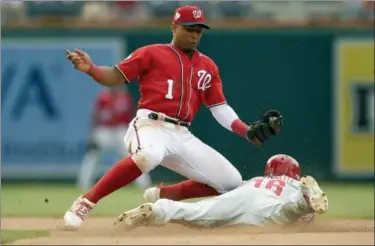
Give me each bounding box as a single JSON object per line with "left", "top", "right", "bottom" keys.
{"left": 172, "top": 5, "right": 210, "bottom": 29}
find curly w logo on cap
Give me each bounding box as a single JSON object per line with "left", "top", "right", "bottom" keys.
{"left": 172, "top": 5, "right": 210, "bottom": 29}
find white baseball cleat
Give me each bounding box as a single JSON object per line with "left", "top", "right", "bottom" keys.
{"left": 114, "top": 203, "right": 154, "bottom": 229}
{"left": 143, "top": 187, "right": 161, "bottom": 203}
{"left": 300, "top": 176, "right": 328, "bottom": 214}
{"left": 63, "top": 196, "right": 95, "bottom": 230}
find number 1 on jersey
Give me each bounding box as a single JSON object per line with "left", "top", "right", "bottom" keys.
{"left": 165, "top": 79, "right": 174, "bottom": 99}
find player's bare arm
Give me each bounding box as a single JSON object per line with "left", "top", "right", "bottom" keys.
{"left": 66, "top": 49, "right": 125, "bottom": 87}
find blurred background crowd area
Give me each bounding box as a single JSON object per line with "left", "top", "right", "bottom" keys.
{"left": 2, "top": 1, "right": 374, "bottom": 29}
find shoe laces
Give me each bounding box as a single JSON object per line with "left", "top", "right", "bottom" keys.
{"left": 74, "top": 201, "right": 92, "bottom": 220}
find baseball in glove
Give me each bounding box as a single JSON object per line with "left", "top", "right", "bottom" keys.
{"left": 246, "top": 109, "right": 283, "bottom": 148}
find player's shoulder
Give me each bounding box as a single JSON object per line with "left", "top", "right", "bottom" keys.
{"left": 132, "top": 44, "right": 171, "bottom": 59}
{"left": 250, "top": 176, "right": 264, "bottom": 180}
{"left": 128, "top": 44, "right": 160, "bottom": 54}
{"left": 142, "top": 44, "right": 169, "bottom": 52}
{"left": 275, "top": 175, "right": 301, "bottom": 187}
{"left": 196, "top": 50, "right": 219, "bottom": 71}
{"left": 196, "top": 50, "right": 215, "bottom": 64}
{"left": 245, "top": 176, "right": 264, "bottom": 183}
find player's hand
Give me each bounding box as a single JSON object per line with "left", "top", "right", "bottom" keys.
{"left": 246, "top": 109, "right": 283, "bottom": 148}
{"left": 66, "top": 48, "right": 93, "bottom": 73}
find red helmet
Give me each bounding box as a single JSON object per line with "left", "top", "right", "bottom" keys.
{"left": 264, "top": 154, "right": 300, "bottom": 180}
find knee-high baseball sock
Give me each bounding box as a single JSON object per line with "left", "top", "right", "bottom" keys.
{"left": 83, "top": 156, "right": 142, "bottom": 203}
{"left": 160, "top": 180, "right": 220, "bottom": 201}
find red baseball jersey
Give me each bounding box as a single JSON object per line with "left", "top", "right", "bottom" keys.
{"left": 93, "top": 90, "right": 135, "bottom": 127}
{"left": 115, "top": 44, "right": 226, "bottom": 123}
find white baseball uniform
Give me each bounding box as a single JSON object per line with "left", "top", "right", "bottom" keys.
{"left": 150, "top": 175, "right": 314, "bottom": 227}
{"left": 124, "top": 108, "right": 242, "bottom": 193}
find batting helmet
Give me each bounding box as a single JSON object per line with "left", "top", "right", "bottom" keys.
{"left": 264, "top": 154, "right": 300, "bottom": 180}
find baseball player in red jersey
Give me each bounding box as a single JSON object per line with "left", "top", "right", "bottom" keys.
{"left": 64, "top": 5, "right": 283, "bottom": 230}
{"left": 78, "top": 86, "right": 152, "bottom": 191}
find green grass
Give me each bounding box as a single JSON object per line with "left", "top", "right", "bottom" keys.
{"left": 1, "top": 182, "right": 374, "bottom": 219}
{"left": 1, "top": 183, "right": 145, "bottom": 217}
{"left": 1, "top": 230, "right": 49, "bottom": 245}
{"left": 320, "top": 182, "right": 374, "bottom": 219}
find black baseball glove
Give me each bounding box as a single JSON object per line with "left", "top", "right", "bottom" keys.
{"left": 246, "top": 109, "right": 283, "bottom": 148}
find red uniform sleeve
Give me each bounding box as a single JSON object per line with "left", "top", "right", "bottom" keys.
{"left": 204, "top": 63, "right": 227, "bottom": 108}
{"left": 115, "top": 46, "right": 150, "bottom": 84}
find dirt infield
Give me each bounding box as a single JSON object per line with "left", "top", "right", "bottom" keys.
{"left": 2, "top": 217, "right": 374, "bottom": 245}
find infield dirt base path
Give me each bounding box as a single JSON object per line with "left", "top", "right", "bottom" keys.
{"left": 2, "top": 217, "right": 374, "bottom": 245}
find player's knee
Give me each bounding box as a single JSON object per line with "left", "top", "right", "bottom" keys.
{"left": 216, "top": 170, "right": 242, "bottom": 193}
{"left": 132, "top": 147, "right": 164, "bottom": 173}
